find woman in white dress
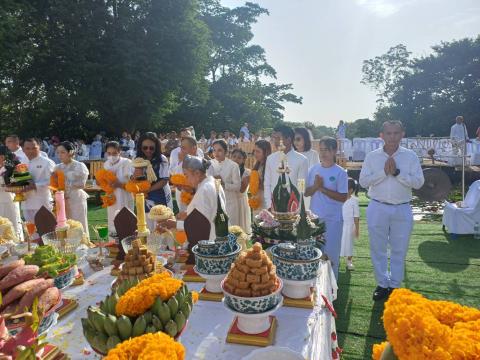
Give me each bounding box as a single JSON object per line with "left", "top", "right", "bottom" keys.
{"left": 54, "top": 142, "right": 90, "bottom": 239}
{"left": 251, "top": 140, "right": 272, "bottom": 216}
{"left": 0, "top": 146, "right": 22, "bottom": 239}
{"left": 231, "top": 149, "right": 251, "bottom": 234}
{"left": 294, "top": 128, "right": 320, "bottom": 210}
{"left": 211, "top": 140, "right": 241, "bottom": 227}
{"left": 103, "top": 142, "right": 134, "bottom": 235}
{"left": 157, "top": 156, "right": 227, "bottom": 241}
{"left": 340, "top": 178, "right": 360, "bottom": 271}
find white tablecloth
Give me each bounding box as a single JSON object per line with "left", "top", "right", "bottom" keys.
{"left": 46, "top": 261, "right": 338, "bottom": 360}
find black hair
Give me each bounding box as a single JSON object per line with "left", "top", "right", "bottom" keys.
{"left": 58, "top": 141, "right": 76, "bottom": 153}
{"left": 105, "top": 141, "right": 121, "bottom": 151}
{"left": 294, "top": 127, "right": 313, "bottom": 152}
{"left": 348, "top": 177, "right": 359, "bottom": 196}
{"left": 318, "top": 136, "right": 338, "bottom": 151}
{"left": 136, "top": 132, "right": 163, "bottom": 163}
{"left": 212, "top": 139, "right": 228, "bottom": 152}
{"left": 232, "top": 148, "right": 247, "bottom": 177}
{"left": 253, "top": 140, "right": 272, "bottom": 185}
{"left": 181, "top": 136, "right": 197, "bottom": 147}
{"left": 273, "top": 125, "right": 295, "bottom": 142}
{"left": 23, "top": 138, "right": 41, "bottom": 146}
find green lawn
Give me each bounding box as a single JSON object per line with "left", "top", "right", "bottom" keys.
{"left": 87, "top": 195, "right": 480, "bottom": 359}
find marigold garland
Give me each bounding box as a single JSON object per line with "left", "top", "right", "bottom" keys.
{"left": 247, "top": 170, "right": 261, "bottom": 210}
{"left": 115, "top": 272, "right": 183, "bottom": 317}
{"left": 104, "top": 332, "right": 185, "bottom": 360}
{"left": 125, "top": 180, "right": 151, "bottom": 194}
{"left": 96, "top": 169, "right": 117, "bottom": 207}
{"left": 49, "top": 170, "right": 65, "bottom": 191}
{"left": 180, "top": 191, "right": 193, "bottom": 205}
{"left": 170, "top": 174, "right": 187, "bottom": 187}
{"left": 372, "top": 288, "right": 480, "bottom": 360}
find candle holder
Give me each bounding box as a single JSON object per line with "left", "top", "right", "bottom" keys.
{"left": 135, "top": 193, "right": 150, "bottom": 241}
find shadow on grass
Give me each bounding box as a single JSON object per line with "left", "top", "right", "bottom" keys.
{"left": 335, "top": 270, "right": 352, "bottom": 350}
{"left": 361, "top": 301, "right": 386, "bottom": 360}
{"left": 417, "top": 232, "right": 480, "bottom": 272}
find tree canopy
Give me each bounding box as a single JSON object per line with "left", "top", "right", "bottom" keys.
{"left": 361, "top": 37, "right": 480, "bottom": 137}
{"left": 0, "top": 0, "right": 301, "bottom": 140}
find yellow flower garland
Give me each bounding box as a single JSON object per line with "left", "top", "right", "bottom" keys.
{"left": 116, "top": 272, "right": 183, "bottom": 317}
{"left": 104, "top": 332, "right": 185, "bottom": 360}
{"left": 372, "top": 289, "right": 480, "bottom": 360}
{"left": 248, "top": 170, "right": 261, "bottom": 210}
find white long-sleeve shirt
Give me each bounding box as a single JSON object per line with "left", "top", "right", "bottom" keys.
{"left": 22, "top": 155, "right": 55, "bottom": 210}
{"left": 359, "top": 146, "right": 424, "bottom": 204}
{"left": 450, "top": 123, "right": 469, "bottom": 141}
{"left": 264, "top": 149, "right": 308, "bottom": 209}
{"left": 168, "top": 147, "right": 204, "bottom": 175}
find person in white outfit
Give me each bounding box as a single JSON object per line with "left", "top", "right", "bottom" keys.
{"left": 0, "top": 146, "right": 23, "bottom": 239}
{"left": 5, "top": 135, "right": 28, "bottom": 164}
{"left": 294, "top": 127, "right": 320, "bottom": 210}
{"left": 305, "top": 137, "right": 348, "bottom": 279}
{"left": 103, "top": 142, "right": 134, "bottom": 236}
{"left": 231, "top": 148, "right": 252, "bottom": 234}
{"left": 21, "top": 138, "right": 56, "bottom": 224}
{"left": 210, "top": 139, "right": 241, "bottom": 227}
{"left": 340, "top": 178, "right": 360, "bottom": 271}
{"left": 169, "top": 128, "right": 203, "bottom": 175}
{"left": 264, "top": 125, "right": 308, "bottom": 209}
{"left": 359, "top": 120, "right": 424, "bottom": 301}
{"left": 54, "top": 141, "right": 90, "bottom": 239}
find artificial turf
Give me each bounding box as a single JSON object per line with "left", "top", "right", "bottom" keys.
{"left": 86, "top": 193, "right": 480, "bottom": 359}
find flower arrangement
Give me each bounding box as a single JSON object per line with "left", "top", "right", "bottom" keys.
{"left": 248, "top": 170, "right": 261, "bottom": 210}
{"left": 372, "top": 288, "right": 480, "bottom": 360}
{"left": 170, "top": 174, "right": 193, "bottom": 205}
{"left": 104, "top": 332, "right": 185, "bottom": 360}
{"left": 49, "top": 170, "right": 65, "bottom": 191}
{"left": 125, "top": 180, "right": 151, "bottom": 194}
{"left": 95, "top": 169, "right": 117, "bottom": 208}
{"left": 170, "top": 174, "right": 187, "bottom": 187}
{"left": 179, "top": 191, "right": 193, "bottom": 205}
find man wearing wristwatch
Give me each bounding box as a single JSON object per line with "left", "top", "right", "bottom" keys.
{"left": 359, "top": 121, "right": 424, "bottom": 301}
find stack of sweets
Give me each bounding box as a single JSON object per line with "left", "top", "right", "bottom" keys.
{"left": 119, "top": 239, "right": 159, "bottom": 281}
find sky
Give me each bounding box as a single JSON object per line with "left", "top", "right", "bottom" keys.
{"left": 221, "top": 0, "right": 480, "bottom": 127}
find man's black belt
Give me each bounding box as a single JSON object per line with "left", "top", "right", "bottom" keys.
{"left": 372, "top": 199, "right": 410, "bottom": 206}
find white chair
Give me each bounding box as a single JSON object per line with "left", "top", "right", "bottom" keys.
{"left": 442, "top": 180, "right": 480, "bottom": 235}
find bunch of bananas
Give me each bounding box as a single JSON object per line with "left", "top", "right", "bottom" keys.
{"left": 81, "top": 280, "right": 193, "bottom": 354}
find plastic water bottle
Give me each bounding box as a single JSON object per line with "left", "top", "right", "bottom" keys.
{"left": 474, "top": 222, "right": 480, "bottom": 240}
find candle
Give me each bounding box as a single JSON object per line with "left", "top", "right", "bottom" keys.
{"left": 297, "top": 179, "right": 305, "bottom": 194}
{"left": 55, "top": 191, "right": 68, "bottom": 229}
{"left": 135, "top": 193, "right": 149, "bottom": 237}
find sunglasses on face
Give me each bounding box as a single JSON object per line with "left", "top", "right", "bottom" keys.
{"left": 142, "top": 146, "right": 155, "bottom": 151}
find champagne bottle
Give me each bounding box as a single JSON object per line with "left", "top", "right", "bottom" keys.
{"left": 297, "top": 194, "right": 311, "bottom": 240}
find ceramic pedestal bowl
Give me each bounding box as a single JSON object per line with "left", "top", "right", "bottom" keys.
{"left": 223, "top": 297, "right": 283, "bottom": 334}
{"left": 270, "top": 245, "right": 322, "bottom": 299}
{"left": 221, "top": 278, "right": 283, "bottom": 314}
{"left": 192, "top": 242, "right": 242, "bottom": 292}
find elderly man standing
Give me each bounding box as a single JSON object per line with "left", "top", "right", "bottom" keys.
{"left": 21, "top": 138, "right": 55, "bottom": 223}
{"left": 359, "top": 121, "right": 424, "bottom": 301}
{"left": 5, "top": 135, "right": 28, "bottom": 164}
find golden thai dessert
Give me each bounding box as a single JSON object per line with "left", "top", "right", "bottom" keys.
{"left": 119, "top": 239, "right": 164, "bottom": 281}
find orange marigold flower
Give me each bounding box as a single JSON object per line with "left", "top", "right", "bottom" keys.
{"left": 170, "top": 174, "right": 187, "bottom": 186}
{"left": 249, "top": 170, "right": 260, "bottom": 195}
{"left": 104, "top": 332, "right": 185, "bottom": 360}
{"left": 248, "top": 196, "right": 261, "bottom": 210}
{"left": 125, "top": 180, "right": 151, "bottom": 194}
{"left": 49, "top": 170, "right": 65, "bottom": 191}
{"left": 372, "top": 341, "right": 388, "bottom": 360}
{"left": 116, "top": 273, "right": 184, "bottom": 317}
{"left": 180, "top": 191, "right": 193, "bottom": 205}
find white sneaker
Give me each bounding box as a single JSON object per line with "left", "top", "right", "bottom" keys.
{"left": 346, "top": 262, "right": 355, "bottom": 271}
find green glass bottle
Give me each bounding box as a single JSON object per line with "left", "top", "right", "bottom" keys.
{"left": 172, "top": 191, "right": 180, "bottom": 215}
{"left": 297, "top": 194, "right": 311, "bottom": 240}
{"left": 214, "top": 184, "right": 229, "bottom": 237}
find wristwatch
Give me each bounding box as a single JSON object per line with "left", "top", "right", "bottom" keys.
{"left": 393, "top": 169, "right": 400, "bottom": 177}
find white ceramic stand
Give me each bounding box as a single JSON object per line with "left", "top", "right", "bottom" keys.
{"left": 281, "top": 278, "right": 314, "bottom": 299}
{"left": 193, "top": 267, "right": 226, "bottom": 293}
{"left": 223, "top": 298, "right": 283, "bottom": 334}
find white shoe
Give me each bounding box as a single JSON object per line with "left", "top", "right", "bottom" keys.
{"left": 346, "top": 262, "right": 355, "bottom": 271}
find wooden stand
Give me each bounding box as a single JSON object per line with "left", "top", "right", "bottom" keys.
{"left": 199, "top": 286, "right": 223, "bottom": 302}
{"left": 283, "top": 288, "right": 315, "bottom": 309}
{"left": 226, "top": 316, "right": 277, "bottom": 347}
{"left": 56, "top": 298, "right": 79, "bottom": 319}
{"left": 181, "top": 264, "right": 205, "bottom": 283}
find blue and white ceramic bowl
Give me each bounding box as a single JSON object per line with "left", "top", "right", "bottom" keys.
{"left": 276, "top": 242, "right": 296, "bottom": 259}
{"left": 296, "top": 238, "right": 317, "bottom": 260}
{"left": 197, "top": 240, "right": 219, "bottom": 256}
{"left": 270, "top": 245, "right": 321, "bottom": 281}
{"left": 53, "top": 265, "right": 76, "bottom": 289}
{"left": 192, "top": 242, "right": 241, "bottom": 275}
{"left": 221, "top": 278, "right": 283, "bottom": 314}
{"left": 215, "top": 233, "right": 238, "bottom": 255}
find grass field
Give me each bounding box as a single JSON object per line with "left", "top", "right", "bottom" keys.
{"left": 86, "top": 194, "right": 480, "bottom": 359}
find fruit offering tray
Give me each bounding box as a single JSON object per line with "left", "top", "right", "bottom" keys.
{"left": 42, "top": 259, "right": 339, "bottom": 359}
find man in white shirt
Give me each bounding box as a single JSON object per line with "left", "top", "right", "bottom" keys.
{"left": 264, "top": 125, "right": 308, "bottom": 209}
{"left": 169, "top": 129, "right": 203, "bottom": 175}
{"left": 5, "top": 135, "right": 28, "bottom": 164}
{"left": 450, "top": 115, "right": 469, "bottom": 156}
{"left": 21, "top": 138, "right": 56, "bottom": 223}
{"left": 239, "top": 122, "right": 250, "bottom": 141}
{"left": 359, "top": 120, "right": 424, "bottom": 301}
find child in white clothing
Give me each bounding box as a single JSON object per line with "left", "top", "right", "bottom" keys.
{"left": 340, "top": 178, "right": 360, "bottom": 270}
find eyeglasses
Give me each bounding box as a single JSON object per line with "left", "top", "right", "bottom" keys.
{"left": 142, "top": 146, "right": 155, "bottom": 151}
